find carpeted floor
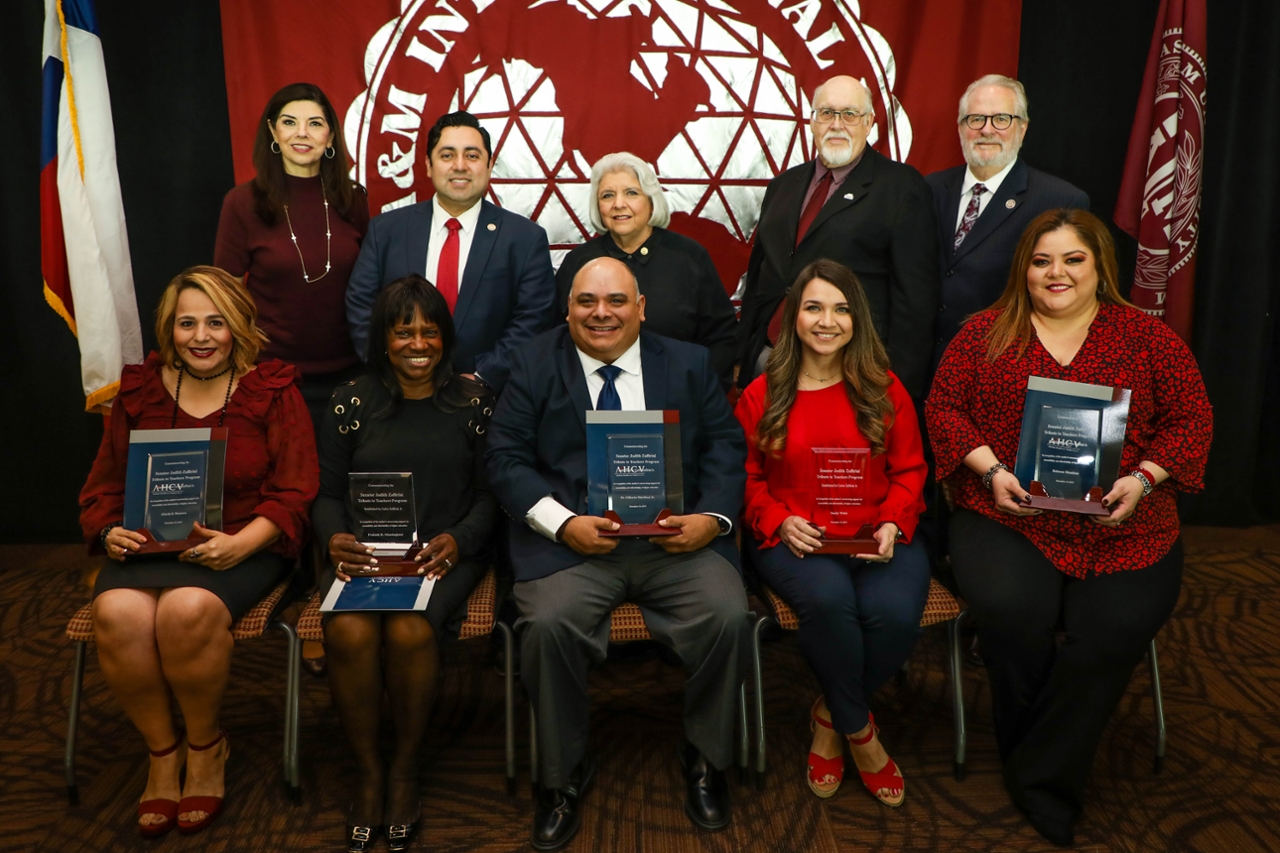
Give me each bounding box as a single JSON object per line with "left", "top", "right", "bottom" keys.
{"left": 1, "top": 526, "right": 1277, "bottom": 853}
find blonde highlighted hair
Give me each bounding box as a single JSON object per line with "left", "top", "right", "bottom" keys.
{"left": 155, "top": 265, "right": 268, "bottom": 375}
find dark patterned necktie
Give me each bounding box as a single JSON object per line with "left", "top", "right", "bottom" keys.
{"left": 953, "top": 183, "right": 987, "bottom": 250}
{"left": 595, "top": 364, "right": 622, "bottom": 410}
{"left": 795, "top": 169, "right": 834, "bottom": 249}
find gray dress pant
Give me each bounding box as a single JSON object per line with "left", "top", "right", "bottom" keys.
{"left": 513, "top": 543, "right": 751, "bottom": 789}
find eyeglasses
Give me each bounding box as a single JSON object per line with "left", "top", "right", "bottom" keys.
{"left": 811, "top": 108, "right": 867, "bottom": 125}
{"left": 962, "top": 113, "right": 1023, "bottom": 130}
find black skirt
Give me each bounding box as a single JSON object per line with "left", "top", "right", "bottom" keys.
{"left": 94, "top": 550, "right": 290, "bottom": 622}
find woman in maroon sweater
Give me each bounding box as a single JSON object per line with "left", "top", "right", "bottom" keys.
{"left": 215, "top": 82, "right": 370, "bottom": 431}
{"left": 926, "top": 209, "right": 1212, "bottom": 846}
{"left": 735, "top": 259, "right": 929, "bottom": 808}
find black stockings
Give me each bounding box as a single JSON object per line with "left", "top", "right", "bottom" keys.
{"left": 325, "top": 613, "right": 440, "bottom": 826}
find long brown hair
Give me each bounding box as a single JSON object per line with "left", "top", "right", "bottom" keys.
{"left": 755, "top": 259, "right": 894, "bottom": 456}
{"left": 985, "top": 208, "right": 1135, "bottom": 360}
{"left": 155, "top": 266, "right": 268, "bottom": 375}
{"left": 251, "top": 83, "right": 359, "bottom": 226}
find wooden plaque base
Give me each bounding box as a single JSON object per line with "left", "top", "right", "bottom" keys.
{"left": 126, "top": 528, "right": 200, "bottom": 558}
{"left": 1022, "top": 482, "right": 1110, "bottom": 516}
{"left": 599, "top": 508, "right": 681, "bottom": 537}
{"left": 813, "top": 523, "right": 880, "bottom": 555}
{"left": 347, "top": 545, "right": 427, "bottom": 576}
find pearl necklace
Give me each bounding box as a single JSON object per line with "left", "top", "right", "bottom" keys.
{"left": 283, "top": 187, "right": 331, "bottom": 283}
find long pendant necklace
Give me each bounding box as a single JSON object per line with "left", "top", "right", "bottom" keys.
{"left": 172, "top": 363, "right": 236, "bottom": 428}
{"left": 283, "top": 187, "right": 332, "bottom": 283}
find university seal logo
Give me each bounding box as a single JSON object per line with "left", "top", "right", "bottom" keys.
{"left": 346, "top": 0, "right": 910, "bottom": 266}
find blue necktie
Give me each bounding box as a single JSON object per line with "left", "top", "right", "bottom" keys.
{"left": 595, "top": 364, "right": 622, "bottom": 410}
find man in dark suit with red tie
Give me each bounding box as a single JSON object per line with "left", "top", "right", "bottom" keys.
{"left": 926, "top": 74, "right": 1089, "bottom": 366}
{"left": 735, "top": 75, "right": 939, "bottom": 399}
{"left": 346, "top": 111, "right": 557, "bottom": 393}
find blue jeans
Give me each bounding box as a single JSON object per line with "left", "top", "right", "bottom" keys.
{"left": 753, "top": 537, "right": 932, "bottom": 733}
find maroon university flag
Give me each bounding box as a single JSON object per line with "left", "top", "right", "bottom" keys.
{"left": 1114, "top": 0, "right": 1207, "bottom": 343}
{"left": 220, "top": 0, "right": 1020, "bottom": 291}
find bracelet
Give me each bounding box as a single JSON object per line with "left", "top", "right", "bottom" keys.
{"left": 99, "top": 522, "right": 123, "bottom": 550}
{"left": 982, "top": 463, "right": 1010, "bottom": 491}
{"left": 1129, "top": 468, "right": 1155, "bottom": 496}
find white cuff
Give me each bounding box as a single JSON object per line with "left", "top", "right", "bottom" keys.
{"left": 703, "top": 512, "right": 733, "bottom": 536}
{"left": 527, "top": 496, "right": 577, "bottom": 543}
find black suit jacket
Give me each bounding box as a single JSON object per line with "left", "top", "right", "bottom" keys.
{"left": 345, "top": 199, "right": 557, "bottom": 392}
{"left": 926, "top": 159, "right": 1089, "bottom": 363}
{"left": 485, "top": 328, "right": 747, "bottom": 582}
{"left": 736, "top": 147, "right": 939, "bottom": 398}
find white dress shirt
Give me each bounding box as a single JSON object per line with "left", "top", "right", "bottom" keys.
{"left": 524, "top": 337, "right": 732, "bottom": 541}
{"left": 424, "top": 194, "right": 482, "bottom": 290}
{"left": 953, "top": 157, "right": 1018, "bottom": 234}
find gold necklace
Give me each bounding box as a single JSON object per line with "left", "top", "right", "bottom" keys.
{"left": 801, "top": 367, "right": 838, "bottom": 382}
{"left": 283, "top": 187, "right": 331, "bottom": 283}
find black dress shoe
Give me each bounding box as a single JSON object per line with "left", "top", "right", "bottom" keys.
{"left": 346, "top": 824, "right": 380, "bottom": 853}
{"left": 678, "top": 740, "right": 730, "bottom": 831}
{"left": 386, "top": 820, "right": 418, "bottom": 852}
{"left": 530, "top": 756, "right": 596, "bottom": 852}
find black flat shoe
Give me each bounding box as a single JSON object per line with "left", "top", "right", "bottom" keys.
{"left": 347, "top": 824, "right": 380, "bottom": 853}
{"left": 530, "top": 756, "right": 596, "bottom": 852}
{"left": 386, "top": 820, "right": 418, "bottom": 851}
{"left": 678, "top": 739, "right": 730, "bottom": 831}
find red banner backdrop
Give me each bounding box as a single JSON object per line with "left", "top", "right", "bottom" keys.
{"left": 220, "top": 0, "right": 1021, "bottom": 288}
{"left": 1114, "top": 0, "right": 1206, "bottom": 343}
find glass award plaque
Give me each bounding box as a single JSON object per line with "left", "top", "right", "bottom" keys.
{"left": 808, "top": 447, "right": 879, "bottom": 554}
{"left": 123, "top": 428, "right": 227, "bottom": 556}
{"left": 586, "top": 410, "right": 684, "bottom": 537}
{"left": 1013, "top": 377, "right": 1132, "bottom": 515}
{"left": 348, "top": 472, "right": 424, "bottom": 574}
{"left": 320, "top": 575, "right": 437, "bottom": 612}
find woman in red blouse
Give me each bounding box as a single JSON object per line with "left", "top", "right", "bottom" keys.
{"left": 735, "top": 259, "right": 929, "bottom": 807}
{"left": 926, "top": 209, "right": 1212, "bottom": 846}
{"left": 79, "top": 267, "right": 319, "bottom": 837}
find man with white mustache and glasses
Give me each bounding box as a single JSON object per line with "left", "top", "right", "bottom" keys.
{"left": 736, "top": 75, "right": 938, "bottom": 402}
{"left": 926, "top": 75, "right": 1089, "bottom": 364}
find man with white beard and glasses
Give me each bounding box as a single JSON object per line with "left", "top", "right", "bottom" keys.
{"left": 736, "top": 75, "right": 938, "bottom": 401}
{"left": 926, "top": 75, "right": 1089, "bottom": 364}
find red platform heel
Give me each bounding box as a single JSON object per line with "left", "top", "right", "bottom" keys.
{"left": 807, "top": 697, "right": 844, "bottom": 798}
{"left": 177, "top": 730, "right": 229, "bottom": 834}
{"left": 138, "top": 737, "right": 185, "bottom": 837}
{"left": 847, "top": 713, "right": 904, "bottom": 807}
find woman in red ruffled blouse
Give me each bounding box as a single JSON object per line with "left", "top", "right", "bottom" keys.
{"left": 926, "top": 209, "right": 1212, "bottom": 846}
{"left": 735, "top": 259, "right": 929, "bottom": 808}
{"left": 79, "top": 267, "right": 318, "bottom": 837}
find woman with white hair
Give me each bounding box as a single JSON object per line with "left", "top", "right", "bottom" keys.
{"left": 556, "top": 152, "right": 737, "bottom": 389}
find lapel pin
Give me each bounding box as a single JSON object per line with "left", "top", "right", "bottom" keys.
{"left": 487, "top": 222, "right": 497, "bottom": 231}
{"left": 844, "top": 193, "right": 854, "bottom": 200}
{"left": 640, "top": 247, "right": 649, "bottom": 255}
{"left": 1005, "top": 199, "right": 1016, "bottom": 209}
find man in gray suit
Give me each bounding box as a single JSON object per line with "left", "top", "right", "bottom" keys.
{"left": 926, "top": 74, "right": 1090, "bottom": 364}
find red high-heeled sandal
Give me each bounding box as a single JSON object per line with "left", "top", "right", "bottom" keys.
{"left": 847, "top": 712, "right": 904, "bottom": 807}
{"left": 807, "top": 697, "right": 844, "bottom": 798}
{"left": 177, "top": 730, "right": 229, "bottom": 834}
{"left": 138, "top": 737, "right": 184, "bottom": 837}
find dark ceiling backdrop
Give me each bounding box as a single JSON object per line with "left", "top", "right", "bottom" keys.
{"left": 2, "top": 0, "right": 1276, "bottom": 542}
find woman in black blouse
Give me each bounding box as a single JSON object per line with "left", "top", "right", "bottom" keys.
{"left": 312, "top": 275, "right": 495, "bottom": 852}
{"left": 555, "top": 151, "right": 738, "bottom": 389}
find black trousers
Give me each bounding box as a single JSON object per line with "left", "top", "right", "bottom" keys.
{"left": 949, "top": 510, "right": 1183, "bottom": 829}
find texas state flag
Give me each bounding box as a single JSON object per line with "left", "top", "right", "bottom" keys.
{"left": 41, "top": 0, "right": 142, "bottom": 411}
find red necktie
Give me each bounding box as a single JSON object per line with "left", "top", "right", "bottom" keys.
{"left": 436, "top": 217, "right": 462, "bottom": 311}
{"left": 767, "top": 171, "right": 834, "bottom": 344}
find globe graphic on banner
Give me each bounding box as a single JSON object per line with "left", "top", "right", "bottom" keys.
{"left": 347, "top": 0, "right": 910, "bottom": 270}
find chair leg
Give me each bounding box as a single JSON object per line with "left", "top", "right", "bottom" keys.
{"left": 498, "top": 622, "right": 516, "bottom": 796}
{"left": 736, "top": 682, "right": 749, "bottom": 784}
{"left": 1148, "top": 639, "right": 1166, "bottom": 774}
{"left": 950, "top": 611, "right": 968, "bottom": 782}
{"left": 277, "top": 622, "right": 302, "bottom": 800}
{"left": 751, "top": 615, "right": 769, "bottom": 790}
{"left": 65, "top": 640, "right": 87, "bottom": 805}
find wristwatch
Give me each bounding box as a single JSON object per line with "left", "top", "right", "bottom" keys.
{"left": 1129, "top": 468, "right": 1155, "bottom": 496}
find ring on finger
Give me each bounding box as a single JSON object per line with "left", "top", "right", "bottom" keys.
{"left": 337, "top": 560, "right": 345, "bottom": 571}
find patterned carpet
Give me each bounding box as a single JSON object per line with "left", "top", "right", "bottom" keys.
{"left": 1, "top": 527, "right": 1277, "bottom": 853}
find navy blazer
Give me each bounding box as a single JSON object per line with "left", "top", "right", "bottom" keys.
{"left": 926, "top": 158, "right": 1089, "bottom": 365}
{"left": 485, "top": 328, "right": 747, "bottom": 582}
{"left": 345, "top": 198, "right": 557, "bottom": 393}
{"left": 736, "top": 147, "right": 939, "bottom": 399}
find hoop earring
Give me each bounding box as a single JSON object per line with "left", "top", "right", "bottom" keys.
{"left": 324, "top": 146, "right": 336, "bottom": 159}
{"left": 271, "top": 141, "right": 281, "bottom": 154}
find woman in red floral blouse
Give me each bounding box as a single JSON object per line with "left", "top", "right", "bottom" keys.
{"left": 926, "top": 209, "right": 1212, "bottom": 846}
{"left": 79, "top": 267, "right": 319, "bottom": 837}
{"left": 735, "top": 259, "right": 929, "bottom": 808}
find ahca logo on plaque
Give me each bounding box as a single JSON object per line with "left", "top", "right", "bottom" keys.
{"left": 346, "top": 0, "right": 910, "bottom": 264}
